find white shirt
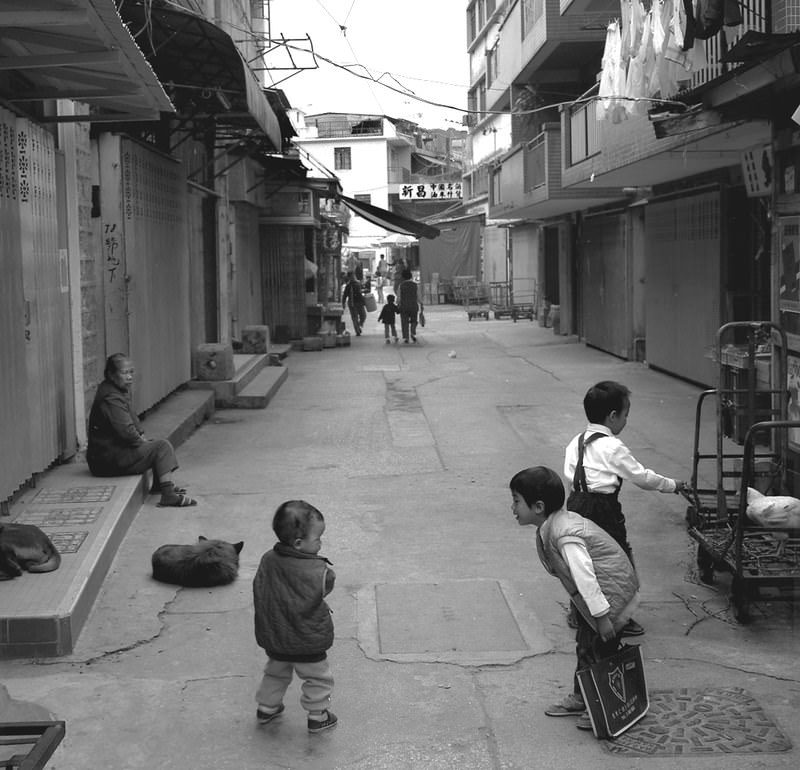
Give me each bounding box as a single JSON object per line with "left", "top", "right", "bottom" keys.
{"left": 564, "top": 423, "right": 677, "bottom": 495}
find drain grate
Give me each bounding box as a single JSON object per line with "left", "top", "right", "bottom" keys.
{"left": 45, "top": 531, "right": 89, "bottom": 554}
{"left": 32, "top": 486, "right": 115, "bottom": 504}
{"left": 603, "top": 687, "right": 792, "bottom": 756}
{"left": 15, "top": 507, "right": 103, "bottom": 526}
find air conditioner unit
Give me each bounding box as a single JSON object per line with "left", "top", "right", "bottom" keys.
{"left": 461, "top": 114, "right": 476, "bottom": 128}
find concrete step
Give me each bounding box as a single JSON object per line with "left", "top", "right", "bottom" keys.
{"left": 0, "top": 387, "right": 214, "bottom": 659}
{"left": 229, "top": 366, "right": 288, "bottom": 409}
{"left": 186, "top": 352, "right": 291, "bottom": 409}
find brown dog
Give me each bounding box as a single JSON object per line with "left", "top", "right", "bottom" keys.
{"left": 0, "top": 523, "right": 61, "bottom": 580}
{"left": 151, "top": 536, "right": 243, "bottom": 587}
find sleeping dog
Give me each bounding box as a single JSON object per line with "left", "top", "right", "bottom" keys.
{"left": 0, "top": 523, "right": 61, "bottom": 580}
{"left": 151, "top": 536, "right": 243, "bottom": 587}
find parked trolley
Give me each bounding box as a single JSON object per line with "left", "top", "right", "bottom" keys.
{"left": 685, "top": 321, "right": 800, "bottom": 622}
{"left": 459, "top": 281, "right": 490, "bottom": 320}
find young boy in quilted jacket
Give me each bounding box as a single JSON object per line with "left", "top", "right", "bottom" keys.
{"left": 253, "top": 500, "right": 337, "bottom": 732}
{"left": 509, "top": 466, "right": 639, "bottom": 732}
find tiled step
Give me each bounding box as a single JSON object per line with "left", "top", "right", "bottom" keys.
{"left": 0, "top": 388, "right": 215, "bottom": 659}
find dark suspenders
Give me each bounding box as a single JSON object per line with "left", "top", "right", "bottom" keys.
{"left": 572, "top": 432, "right": 621, "bottom": 494}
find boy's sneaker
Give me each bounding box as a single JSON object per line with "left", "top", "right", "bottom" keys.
{"left": 575, "top": 712, "right": 594, "bottom": 731}
{"left": 308, "top": 710, "right": 338, "bottom": 733}
{"left": 544, "top": 693, "right": 585, "bottom": 716}
{"left": 621, "top": 619, "right": 645, "bottom": 636}
{"left": 256, "top": 703, "right": 284, "bottom": 725}
{"left": 385, "top": 339, "right": 391, "bottom": 344}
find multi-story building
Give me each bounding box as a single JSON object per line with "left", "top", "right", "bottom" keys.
{"left": 0, "top": 0, "right": 335, "bottom": 505}
{"left": 294, "top": 113, "right": 461, "bottom": 275}
{"left": 464, "top": 0, "right": 788, "bottom": 389}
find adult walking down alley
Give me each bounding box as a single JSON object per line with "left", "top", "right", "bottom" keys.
{"left": 1, "top": 305, "right": 797, "bottom": 769}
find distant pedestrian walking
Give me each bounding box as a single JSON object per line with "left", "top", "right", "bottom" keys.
{"left": 342, "top": 272, "right": 366, "bottom": 336}
{"left": 378, "top": 295, "right": 399, "bottom": 344}
{"left": 253, "top": 500, "right": 338, "bottom": 733}
{"left": 397, "top": 269, "right": 423, "bottom": 344}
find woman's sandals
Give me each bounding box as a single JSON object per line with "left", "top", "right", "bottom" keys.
{"left": 157, "top": 493, "right": 197, "bottom": 508}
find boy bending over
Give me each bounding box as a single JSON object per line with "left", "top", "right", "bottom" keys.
{"left": 510, "top": 466, "right": 639, "bottom": 731}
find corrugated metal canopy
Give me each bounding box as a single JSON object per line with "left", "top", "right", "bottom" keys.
{"left": 0, "top": 0, "right": 173, "bottom": 121}
{"left": 118, "top": 0, "right": 282, "bottom": 150}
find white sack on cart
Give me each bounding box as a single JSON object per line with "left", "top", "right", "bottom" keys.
{"left": 746, "top": 488, "right": 800, "bottom": 529}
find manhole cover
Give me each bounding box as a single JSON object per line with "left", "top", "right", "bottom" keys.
{"left": 46, "top": 531, "right": 89, "bottom": 554}
{"left": 16, "top": 507, "right": 103, "bottom": 526}
{"left": 376, "top": 580, "right": 527, "bottom": 654}
{"left": 603, "top": 687, "right": 792, "bottom": 756}
{"left": 32, "top": 486, "right": 115, "bottom": 504}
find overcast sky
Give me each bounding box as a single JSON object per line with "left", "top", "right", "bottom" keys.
{"left": 265, "top": 0, "right": 470, "bottom": 129}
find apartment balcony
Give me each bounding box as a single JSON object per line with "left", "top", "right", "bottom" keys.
{"left": 488, "top": 122, "right": 622, "bottom": 221}
{"left": 558, "top": 1, "right": 780, "bottom": 190}
{"left": 511, "top": 1, "right": 608, "bottom": 88}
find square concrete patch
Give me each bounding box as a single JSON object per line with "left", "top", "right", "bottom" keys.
{"left": 376, "top": 580, "right": 528, "bottom": 654}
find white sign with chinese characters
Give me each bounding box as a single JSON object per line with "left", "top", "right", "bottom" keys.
{"left": 399, "top": 182, "right": 462, "bottom": 200}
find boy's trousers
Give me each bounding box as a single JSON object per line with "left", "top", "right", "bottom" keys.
{"left": 572, "top": 613, "right": 621, "bottom": 696}
{"left": 256, "top": 657, "right": 334, "bottom": 713}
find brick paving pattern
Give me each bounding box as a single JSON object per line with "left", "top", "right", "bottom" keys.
{"left": 603, "top": 687, "right": 792, "bottom": 756}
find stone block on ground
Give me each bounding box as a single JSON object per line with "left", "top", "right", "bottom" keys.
{"left": 192, "top": 343, "right": 234, "bottom": 380}
{"left": 241, "top": 325, "right": 270, "bottom": 354}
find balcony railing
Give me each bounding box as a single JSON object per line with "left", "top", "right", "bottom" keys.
{"left": 567, "top": 98, "right": 599, "bottom": 167}
{"left": 524, "top": 134, "right": 546, "bottom": 192}
{"left": 686, "top": 0, "right": 768, "bottom": 91}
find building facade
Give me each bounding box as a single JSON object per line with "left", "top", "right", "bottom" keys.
{"left": 0, "top": 0, "right": 338, "bottom": 505}
{"left": 463, "top": 0, "right": 789, "bottom": 389}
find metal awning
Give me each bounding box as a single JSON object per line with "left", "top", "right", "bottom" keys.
{"left": 338, "top": 194, "right": 440, "bottom": 239}
{"left": 117, "top": 0, "right": 281, "bottom": 150}
{"left": 0, "top": 0, "right": 173, "bottom": 122}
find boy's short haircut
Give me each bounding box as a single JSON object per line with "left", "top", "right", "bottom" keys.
{"left": 401, "top": 269, "right": 412, "bottom": 280}
{"left": 386, "top": 294, "right": 395, "bottom": 302}
{"left": 509, "top": 466, "right": 565, "bottom": 514}
{"left": 272, "top": 500, "right": 324, "bottom": 544}
{"left": 584, "top": 380, "right": 631, "bottom": 424}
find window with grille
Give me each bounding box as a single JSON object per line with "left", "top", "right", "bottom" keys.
{"left": 522, "top": 0, "right": 543, "bottom": 38}
{"left": 334, "top": 147, "right": 351, "bottom": 170}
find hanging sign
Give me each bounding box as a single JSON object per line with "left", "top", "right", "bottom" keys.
{"left": 400, "top": 182, "right": 463, "bottom": 200}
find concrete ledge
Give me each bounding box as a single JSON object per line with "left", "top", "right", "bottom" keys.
{"left": 184, "top": 354, "right": 268, "bottom": 403}
{"left": 224, "top": 366, "right": 287, "bottom": 409}
{"left": 0, "top": 386, "right": 215, "bottom": 659}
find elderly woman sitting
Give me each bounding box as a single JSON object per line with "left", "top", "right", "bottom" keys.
{"left": 87, "top": 353, "right": 196, "bottom": 507}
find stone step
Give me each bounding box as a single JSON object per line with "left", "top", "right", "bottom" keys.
{"left": 228, "top": 366, "right": 288, "bottom": 409}
{"left": 185, "top": 354, "right": 268, "bottom": 404}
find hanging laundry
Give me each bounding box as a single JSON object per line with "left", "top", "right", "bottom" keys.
{"left": 597, "top": 21, "right": 627, "bottom": 122}
{"left": 624, "top": 8, "right": 654, "bottom": 116}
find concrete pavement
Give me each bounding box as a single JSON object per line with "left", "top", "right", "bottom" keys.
{"left": 1, "top": 304, "right": 798, "bottom": 769}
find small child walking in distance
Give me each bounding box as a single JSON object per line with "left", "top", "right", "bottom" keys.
{"left": 509, "top": 466, "right": 639, "bottom": 731}
{"left": 564, "top": 380, "right": 689, "bottom": 636}
{"left": 378, "top": 294, "right": 399, "bottom": 344}
{"left": 253, "top": 500, "right": 337, "bottom": 732}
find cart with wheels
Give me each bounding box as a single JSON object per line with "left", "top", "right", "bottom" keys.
{"left": 463, "top": 281, "right": 490, "bottom": 320}
{"left": 510, "top": 277, "right": 537, "bottom": 322}
{"left": 489, "top": 282, "right": 514, "bottom": 319}
{"left": 685, "top": 321, "right": 800, "bottom": 621}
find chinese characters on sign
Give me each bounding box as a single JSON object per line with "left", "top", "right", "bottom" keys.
{"left": 400, "top": 182, "right": 462, "bottom": 200}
